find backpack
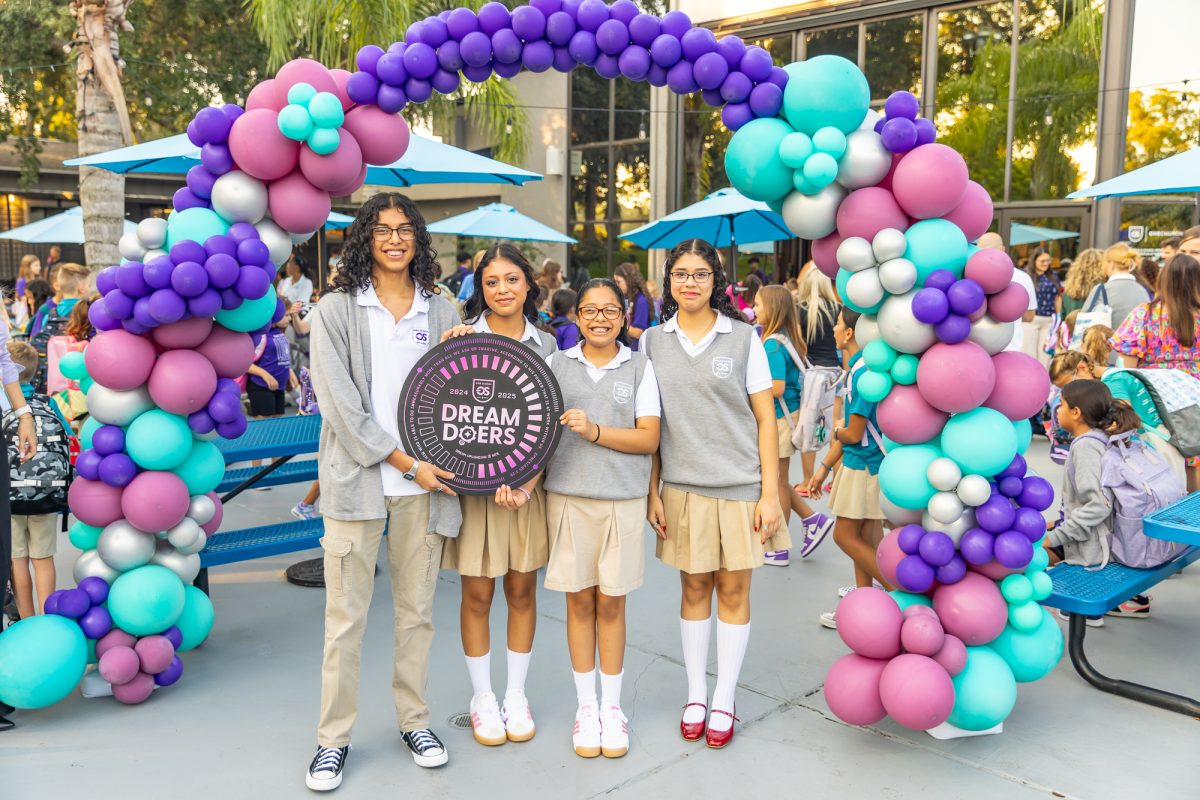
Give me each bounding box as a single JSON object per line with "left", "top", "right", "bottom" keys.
{"left": 5, "top": 395, "right": 73, "bottom": 515}
{"left": 1070, "top": 431, "right": 1188, "bottom": 569}
{"left": 29, "top": 310, "right": 70, "bottom": 394}
{"left": 1121, "top": 368, "right": 1200, "bottom": 457}
{"left": 769, "top": 334, "right": 848, "bottom": 453}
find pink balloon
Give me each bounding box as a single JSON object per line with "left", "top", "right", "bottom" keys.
{"left": 342, "top": 105, "right": 411, "bottom": 166}
{"left": 195, "top": 324, "right": 255, "bottom": 379}
{"left": 68, "top": 478, "right": 125, "bottom": 528}
{"left": 903, "top": 604, "right": 938, "bottom": 620}
{"left": 986, "top": 282, "right": 1030, "bottom": 324}
{"left": 932, "top": 633, "right": 967, "bottom": 677}
{"left": 150, "top": 317, "right": 214, "bottom": 350}
{"left": 300, "top": 130, "right": 365, "bottom": 193}
{"left": 268, "top": 171, "right": 332, "bottom": 235}
{"left": 112, "top": 671, "right": 155, "bottom": 705}
{"left": 876, "top": 530, "right": 905, "bottom": 588}
{"left": 891, "top": 144, "right": 969, "bottom": 220}
{"left": 824, "top": 653, "right": 889, "bottom": 726}
{"left": 201, "top": 492, "right": 224, "bottom": 536}
{"left": 326, "top": 162, "right": 368, "bottom": 198}
{"left": 878, "top": 654, "right": 955, "bottom": 730}
{"left": 900, "top": 614, "right": 946, "bottom": 656}
{"left": 122, "top": 471, "right": 191, "bottom": 533}
{"left": 148, "top": 350, "right": 218, "bottom": 416}
{"left": 273, "top": 58, "right": 339, "bottom": 107}
{"left": 837, "top": 587, "right": 903, "bottom": 660}
{"left": 877, "top": 384, "right": 950, "bottom": 445}
{"left": 836, "top": 187, "right": 909, "bottom": 241}
{"left": 811, "top": 232, "right": 843, "bottom": 279}
{"left": 85, "top": 330, "right": 157, "bottom": 391}
{"left": 942, "top": 181, "right": 993, "bottom": 242}
{"left": 134, "top": 635, "right": 176, "bottom": 674}
{"left": 932, "top": 572, "right": 1008, "bottom": 646}
{"left": 968, "top": 559, "right": 1024, "bottom": 581}
{"left": 228, "top": 109, "right": 301, "bottom": 182}
{"left": 98, "top": 645, "right": 140, "bottom": 686}
{"left": 916, "top": 341, "right": 997, "bottom": 414}
{"left": 96, "top": 629, "right": 137, "bottom": 659}
{"left": 245, "top": 79, "right": 284, "bottom": 112}
{"left": 328, "top": 68, "right": 355, "bottom": 111}
{"left": 964, "top": 249, "right": 1015, "bottom": 295}
{"left": 878, "top": 152, "right": 903, "bottom": 192}
{"left": 984, "top": 351, "right": 1051, "bottom": 421}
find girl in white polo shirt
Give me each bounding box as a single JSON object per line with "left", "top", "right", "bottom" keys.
{"left": 641, "top": 238, "right": 785, "bottom": 750}
{"left": 441, "top": 243, "right": 557, "bottom": 747}
{"left": 543, "top": 278, "right": 661, "bottom": 759}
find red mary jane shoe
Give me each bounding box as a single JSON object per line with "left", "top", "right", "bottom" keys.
{"left": 680, "top": 702, "right": 708, "bottom": 741}
{"left": 705, "top": 709, "right": 739, "bottom": 749}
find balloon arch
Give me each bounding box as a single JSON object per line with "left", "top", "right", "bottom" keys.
{"left": 0, "top": 0, "right": 1060, "bottom": 732}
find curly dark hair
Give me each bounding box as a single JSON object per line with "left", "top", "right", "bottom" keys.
{"left": 576, "top": 277, "right": 631, "bottom": 347}
{"left": 463, "top": 243, "right": 542, "bottom": 324}
{"left": 659, "top": 239, "right": 742, "bottom": 323}
{"left": 328, "top": 192, "right": 440, "bottom": 296}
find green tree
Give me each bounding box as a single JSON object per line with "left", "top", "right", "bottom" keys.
{"left": 1125, "top": 89, "right": 1200, "bottom": 170}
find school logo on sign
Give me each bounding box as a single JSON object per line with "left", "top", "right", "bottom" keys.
{"left": 613, "top": 381, "right": 633, "bottom": 404}
{"left": 1128, "top": 225, "right": 1146, "bottom": 244}
{"left": 472, "top": 378, "right": 495, "bottom": 403}
{"left": 712, "top": 357, "right": 734, "bottom": 380}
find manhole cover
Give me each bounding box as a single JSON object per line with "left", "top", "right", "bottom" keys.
{"left": 448, "top": 712, "right": 472, "bottom": 729}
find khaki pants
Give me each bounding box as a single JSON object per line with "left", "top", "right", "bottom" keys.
{"left": 317, "top": 494, "right": 445, "bottom": 747}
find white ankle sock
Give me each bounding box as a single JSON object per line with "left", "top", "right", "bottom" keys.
{"left": 465, "top": 652, "right": 492, "bottom": 699}
{"left": 680, "top": 617, "right": 711, "bottom": 724}
{"left": 600, "top": 670, "right": 623, "bottom": 709}
{"left": 709, "top": 620, "right": 751, "bottom": 733}
{"left": 505, "top": 648, "right": 531, "bottom": 699}
{"left": 573, "top": 668, "right": 597, "bottom": 707}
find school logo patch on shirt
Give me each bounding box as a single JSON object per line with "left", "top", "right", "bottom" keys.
{"left": 612, "top": 381, "right": 633, "bottom": 404}
{"left": 711, "top": 356, "right": 734, "bottom": 380}
{"left": 412, "top": 328, "right": 430, "bottom": 346}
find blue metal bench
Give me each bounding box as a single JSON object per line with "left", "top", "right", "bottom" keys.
{"left": 199, "top": 518, "right": 325, "bottom": 568}
{"left": 215, "top": 459, "right": 318, "bottom": 495}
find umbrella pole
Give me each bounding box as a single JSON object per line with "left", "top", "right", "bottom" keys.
{"left": 317, "top": 228, "right": 328, "bottom": 293}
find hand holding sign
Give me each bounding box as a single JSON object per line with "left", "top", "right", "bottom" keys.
{"left": 560, "top": 409, "right": 595, "bottom": 441}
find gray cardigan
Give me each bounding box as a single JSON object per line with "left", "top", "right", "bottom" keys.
{"left": 309, "top": 288, "right": 463, "bottom": 536}
{"left": 1084, "top": 274, "right": 1150, "bottom": 334}
{"left": 1045, "top": 434, "right": 1111, "bottom": 566}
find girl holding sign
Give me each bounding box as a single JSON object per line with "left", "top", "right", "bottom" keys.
{"left": 642, "top": 239, "right": 786, "bottom": 749}
{"left": 442, "top": 244, "right": 557, "bottom": 747}
{"left": 544, "top": 278, "right": 661, "bottom": 759}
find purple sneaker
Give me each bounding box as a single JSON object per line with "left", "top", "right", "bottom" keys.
{"left": 800, "top": 514, "right": 834, "bottom": 558}
{"left": 763, "top": 550, "right": 790, "bottom": 566}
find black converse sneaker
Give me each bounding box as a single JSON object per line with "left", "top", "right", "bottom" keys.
{"left": 402, "top": 728, "right": 449, "bottom": 768}
{"left": 306, "top": 745, "right": 349, "bottom": 791}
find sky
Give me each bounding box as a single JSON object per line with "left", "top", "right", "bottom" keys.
{"left": 1129, "top": 0, "right": 1199, "bottom": 89}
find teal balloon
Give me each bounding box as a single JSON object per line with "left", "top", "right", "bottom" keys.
{"left": 80, "top": 415, "right": 103, "bottom": 450}
{"left": 782, "top": 55, "right": 869, "bottom": 135}
{"left": 165, "top": 207, "right": 230, "bottom": 250}
{"left": 879, "top": 443, "right": 942, "bottom": 510}
{"left": 87, "top": 636, "right": 98, "bottom": 665}
{"left": 904, "top": 219, "right": 970, "bottom": 285}
{"left": 724, "top": 117, "right": 796, "bottom": 202}
{"left": 941, "top": 407, "right": 1018, "bottom": 477}
{"left": 108, "top": 565, "right": 186, "bottom": 636}
{"left": 778, "top": 132, "right": 813, "bottom": 168}
{"left": 80, "top": 376, "right": 95, "bottom": 393}
{"left": 174, "top": 439, "right": 226, "bottom": 495}
{"left": 286, "top": 81, "right": 317, "bottom": 105}
{"left": 836, "top": 268, "right": 885, "bottom": 314}
{"left": 1013, "top": 418, "right": 1032, "bottom": 454}
{"left": 890, "top": 590, "right": 933, "bottom": 611}
{"left": 176, "top": 585, "right": 215, "bottom": 651}
{"left": 307, "top": 126, "right": 341, "bottom": 156}
{"left": 69, "top": 521, "right": 102, "bottom": 550}
{"left": 1028, "top": 570, "right": 1053, "bottom": 600}
{"left": 948, "top": 646, "right": 1018, "bottom": 730}
{"left": 127, "top": 409, "right": 193, "bottom": 471}
{"left": 792, "top": 171, "right": 818, "bottom": 194}
{"left": 989, "top": 609, "right": 1063, "bottom": 683}
{"left": 277, "top": 104, "right": 314, "bottom": 141}
{"left": 216, "top": 285, "right": 279, "bottom": 333}
{"left": 891, "top": 353, "right": 919, "bottom": 385}
{"left": 766, "top": 196, "right": 786, "bottom": 215}
{"left": 1026, "top": 545, "right": 1050, "bottom": 575}
{"left": 60, "top": 350, "right": 88, "bottom": 381}
{"left": 858, "top": 370, "right": 892, "bottom": 403}
{"left": 802, "top": 151, "right": 839, "bottom": 188}
{"left": 812, "top": 126, "right": 848, "bottom": 159}
{"left": 1000, "top": 574, "right": 1033, "bottom": 604}
{"left": 1007, "top": 600, "right": 1043, "bottom": 632}
{"left": 0, "top": 615, "right": 87, "bottom": 708}
{"left": 308, "top": 92, "right": 345, "bottom": 128}
{"left": 863, "top": 339, "right": 897, "bottom": 372}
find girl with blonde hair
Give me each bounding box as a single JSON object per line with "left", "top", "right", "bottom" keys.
{"left": 794, "top": 267, "right": 843, "bottom": 496}
{"left": 1062, "top": 248, "right": 1105, "bottom": 317}
{"left": 1082, "top": 242, "right": 1150, "bottom": 335}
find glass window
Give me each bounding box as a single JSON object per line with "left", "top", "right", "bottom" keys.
{"left": 805, "top": 25, "right": 857, "bottom": 62}
{"left": 681, "top": 100, "right": 732, "bottom": 207}
{"left": 613, "top": 144, "right": 651, "bottom": 222}
{"left": 571, "top": 147, "right": 610, "bottom": 223}
{"left": 616, "top": 222, "right": 651, "bottom": 276}
{"left": 864, "top": 15, "right": 923, "bottom": 102}
{"left": 570, "top": 223, "right": 609, "bottom": 280}
{"left": 1120, "top": 200, "right": 1197, "bottom": 260}
{"left": 571, "top": 69, "right": 610, "bottom": 145}
{"left": 614, "top": 79, "right": 650, "bottom": 142}
{"left": 753, "top": 33, "right": 794, "bottom": 67}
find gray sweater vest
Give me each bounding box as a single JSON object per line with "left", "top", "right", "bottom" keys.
{"left": 642, "top": 320, "right": 762, "bottom": 502}
{"left": 544, "top": 350, "right": 651, "bottom": 500}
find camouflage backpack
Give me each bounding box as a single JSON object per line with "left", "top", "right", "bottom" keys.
{"left": 5, "top": 395, "right": 73, "bottom": 515}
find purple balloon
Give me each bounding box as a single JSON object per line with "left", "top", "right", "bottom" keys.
{"left": 511, "top": 5, "right": 547, "bottom": 41}
{"left": 221, "top": 104, "right": 244, "bottom": 124}
{"left": 122, "top": 319, "right": 150, "bottom": 335}
{"left": 460, "top": 31, "right": 493, "bottom": 68}
{"left": 171, "top": 261, "right": 209, "bottom": 298}
{"left": 918, "top": 530, "right": 956, "bottom": 567}
{"left": 568, "top": 30, "right": 599, "bottom": 64}
{"left": 405, "top": 20, "right": 426, "bottom": 46}
{"left": 618, "top": 47, "right": 651, "bottom": 81}
{"left": 57, "top": 588, "right": 91, "bottom": 619}
{"left": 376, "top": 83, "right": 409, "bottom": 114}
{"left": 422, "top": 16, "right": 449, "bottom": 48}
{"left": 701, "top": 88, "right": 724, "bottom": 108}
{"left": 346, "top": 71, "right": 380, "bottom": 105}
{"left": 204, "top": 235, "right": 238, "bottom": 259}
{"left": 547, "top": 11, "right": 577, "bottom": 46}
{"left": 667, "top": 60, "right": 698, "bottom": 94}
{"left": 629, "top": 13, "right": 661, "bottom": 48}
{"left": 660, "top": 10, "right": 692, "bottom": 39}
{"left": 186, "top": 119, "right": 205, "bottom": 147}
{"left": 740, "top": 45, "right": 773, "bottom": 82}
{"left": 925, "top": 270, "right": 957, "bottom": 293}
{"left": 694, "top": 51, "right": 730, "bottom": 91}
{"left": 154, "top": 655, "right": 184, "bottom": 687}
{"left": 459, "top": 62, "right": 492, "bottom": 83}
{"left": 492, "top": 60, "right": 521, "bottom": 80}
{"left": 89, "top": 300, "right": 120, "bottom": 331}
{"left": 681, "top": 27, "right": 717, "bottom": 62}
{"left": 173, "top": 187, "right": 207, "bottom": 212}
{"left": 437, "top": 41, "right": 465, "bottom": 73}
{"left": 882, "top": 117, "right": 919, "bottom": 153}
{"left": 884, "top": 91, "right": 920, "bottom": 121}
{"left": 356, "top": 44, "right": 384, "bottom": 75}
{"left": 608, "top": 0, "right": 639, "bottom": 25}
{"left": 272, "top": 297, "right": 287, "bottom": 324}
{"left": 204, "top": 253, "right": 241, "bottom": 289}
{"left": 208, "top": 390, "right": 243, "bottom": 424}
{"left": 44, "top": 590, "right": 66, "bottom": 615}
{"left": 531, "top": 0, "right": 561, "bottom": 15}
{"left": 721, "top": 102, "right": 754, "bottom": 132}
{"left": 646, "top": 63, "right": 668, "bottom": 86}
{"left": 446, "top": 7, "right": 479, "bottom": 40}
{"left": 402, "top": 42, "right": 438, "bottom": 79}
{"left": 999, "top": 476, "right": 1024, "bottom": 498}
{"left": 996, "top": 454, "right": 1027, "bottom": 481}
{"left": 99, "top": 453, "right": 138, "bottom": 488}
{"left": 976, "top": 494, "right": 1016, "bottom": 534}
{"left": 386, "top": 40, "right": 406, "bottom": 56}
{"left": 431, "top": 67, "right": 463, "bottom": 93}
{"left": 947, "top": 279, "right": 986, "bottom": 316}
{"left": 188, "top": 409, "right": 217, "bottom": 435}
{"left": 217, "top": 414, "right": 249, "bottom": 440}
{"left": 170, "top": 240, "right": 208, "bottom": 267}
{"left": 186, "top": 165, "right": 218, "bottom": 200}
{"left": 595, "top": 19, "right": 629, "bottom": 55}
{"left": 103, "top": 289, "right": 135, "bottom": 320}
{"left": 716, "top": 35, "right": 747, "bottom": 70}
{"left": 162, "top": 625, "right": 184, "bottom": 650}
{"left": 227, "top": 222, "right": 259, "bottom": 244}
{"left": 377, "top": 52, "right": 409, "bottom": 87}
{"left": 217, "top": 378, "right": 241, "bottom": 395}
{"left": 76, "top": 449, "right": 103, "bottom": 481}
{"left": 649, "top": 33, "right": 682, "bottom": 68}
{"left": 491, "top": 29, "right": 523, "bottom": 64}
{"left": 1013, "top": 507, "right": 1047, "bottom": 542}
{"left": 912, "top": 288, "right": 950, "bottom": 325}
{"left": 148, "top": 288, "right": 187, "bottom": 324}
{"left": 935, "top": 554, "right": 967, "bottom": 585}
{"left": 720, "top": 72, "right": 753, "bottom": 104}
{"left": 994, "top": 531, "right": 1034, "bottom": 569}
{"left": 133, "top": 296, "right": 157, "bottom": 329}
{"left": 748, "top": 82, "right": 783, "bottom": 117}
{"left": 896, "top": 555, "right": 936, "bottom": 593}
{"left": 934, "top": 313, "right": 971, "bottom": 344}
{"left": 79, "top": 576, "right": 110, "bottom": 606}
{"left": 236, "top": 238, "right": 271, "bottom": 268}
{"left": 200, "top": 142, "right": 234, "bottom": 175}
{"left": 143, "top": 256, "right": 174, "bottom": 291}
{"left": 188, "top": 288, "right": 223, "bottom": 319}
{"left": 575, "top": 0, "right": 609, "bottom": 32}
{"left": 219, "top": 288, "right": 243, "bottom": 311}
{"left": 478, "top": 2, "right": 512, "bottom": 36}
{"left": 236, "top": 265, "right": 272, "bottom": 300}
{"left": 897, "top": 524, "right": 926, "bottom": 555}
{"left": 1018, "top": 476, "right": 1054, "bottom": 512}
{"left": 959, "top": 527, "right": 995, "bottom": 565}
{"left": 915, "top": 118, "right": 937, "bottom": 146}
{"left": 766, "top": 66, "right": 789, "bottom": 90}
{"left": 92, "top": 424, "right": 126, "bottom": 457}
{"left": 96, "top": 266, "right": 119, "bottom": 296}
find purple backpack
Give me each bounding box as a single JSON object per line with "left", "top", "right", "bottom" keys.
{"left": 1071, "top": 431, "right": 1187, "bottom": 568}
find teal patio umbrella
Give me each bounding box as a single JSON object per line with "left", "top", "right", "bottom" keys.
{"left": 0, "top": 206, "right": 137, "bottom": 244}
{"left": 1008, "top": 223, "right": 1080, "bottom": 247}
{"left": 427, "top": 203, "right": 575, "bottom": 244}
{"left": 1067, "top": 148, "right": 1200, "bottom": 200}
{"left": 620, "top": 188, "right": 793, "bottom": 250}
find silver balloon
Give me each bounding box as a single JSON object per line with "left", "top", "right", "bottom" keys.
{"left": 255, "top": 217, "right": 294, "bottom": 267}
{"left": 290, "top": 230, "right": 317, "bottom": 245}
{"left": 176, "top": 530, "right": 208, "bottom": 557}
{"left": 118, "top": 232, "right": 147, "bottom": 262}
{"left": 781, "top": 184, "right": 845, "bottom": 240}
{"left": 137, "top": 217, "right": 168, "bottom": 249}
{"left": 881, "top": 494, "right": 923, "bottom": 527}
{"left": 956, "top": 474, "right": 992, "bottom": 507}
{"left": 871, "top": 228, "right": 908, "bottom": 262}
{"left": 855, "top": 313, "right": 881, "bottom": 348}
{"left": 211, "top": 171, "right": 269, "bottom": 225}
{"left": 927, "top": 491, "right": 965, "bottom": 525}
{"left": 97, "top": 520, "right": 157, "bottom": 572}
{"left": 877, "top": 290, "right": 937, "bottom": 355}
{"left": 922, "top": 508, "right": 976, "bottom": 545}
{"left": 74, "top": 548, "right": 120, "bottom": 585}
{"left": 150, "top": 540, "right": 202, "bottom": 584}
{"left": 968, "top": 315, "right": 1016, "bottom": 355}
{"left": 859, "top": 108, "right": 883, "bottom": 131}
{"left": 194, "top": 430, "right": 220, "bottom": 442}
{"left": 836, "top": 237, "right": 876, "bottom": 272}
{"left": 877, "top": 258, "right": 917, "bottom": 295}
{"left": 143, "top": 248, "right": 168, "bottom": 263}
{"left": 926, "top": 457, "right": 963, "bottom": 492}
{"left": 846, "top": 269, "right": 884, "bottom": 309}
{"left": 836, "top": 130, "right": 892, "bottom": 190}
{"left": 187, "top": 494, "right": 217, "bottom": 526}
{"left": 166, "top": 517, "right": 202, "bottom": 551}
{"left": 87, "top": 384, "right": 155, "bottom": 427}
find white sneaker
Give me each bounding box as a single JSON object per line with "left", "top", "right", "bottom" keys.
{"left": 469, "top": 692, "right": 507, "bottom": 746}
{"left": 305, "top": 745, "right": 348, "bottom": 791}
{"left": 837, "top": 585, "right": 856, "bottom": 598}
{"left": 819, "top": 611, "right": 837, "bottom": 629}
{"left": 501, "top": 690, "right": 536, "bottom": 742}
{"left": 600, "top": 705, "right": 629, "bottom": 758}
{"left": 573, "top": 703, "right": 602, "bottom": 758}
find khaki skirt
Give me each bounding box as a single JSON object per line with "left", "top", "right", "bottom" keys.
{"left": 441, "top": 484, "right": 549, "bottom": 578}
{"left": 544, "top": 493, "right": 646, "bottom": 596}
{"left": 776, "top": 411, "right": 799, "bottom": 458}
{"left": 656, "top": 486, "right": 792, "bottom": 574}
{"left": 828, "top": 465, "right": 885, "bottom": 520}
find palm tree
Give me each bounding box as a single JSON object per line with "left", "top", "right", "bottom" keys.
{"left": 249, "top": 0, "right": 528, "bottom": 163}
{"left": 74, "top": 0, "right": 135, "bottom": 269}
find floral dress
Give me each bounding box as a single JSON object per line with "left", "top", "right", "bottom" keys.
{"left": 1110, "top": 303, "right": 1200, "bottom": 379}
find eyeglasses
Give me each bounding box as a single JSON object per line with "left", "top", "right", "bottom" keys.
{"left": 669, "top": 270, "right": 713, "bottom": 284}
{"left": 579, "top": 305, "right": 623, "bottom": 320}
{"left": 370, "top": 224, "right": 416, "bottom": 241}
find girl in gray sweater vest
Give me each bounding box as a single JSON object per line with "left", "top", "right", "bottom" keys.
{"left": 544, "top": 278, "right": 662, "bottom": 759}
{"left": 642, "top": 239, "right": 786, "bottom": 750}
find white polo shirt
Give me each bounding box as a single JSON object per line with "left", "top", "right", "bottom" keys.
{"left": 659, "top": 314, "right": 773, "bottom": 394}
{"left": 1004, "top": 269, "right": 1038, "bottom": 353}
{"left": 471, "top": 312, "right": 548, "bottom": 349}
{"left": 549, "top": 343, "right": 662, "bottom": 418}
{"left": 359, "top": 284, "right": 431, "bottom": 497}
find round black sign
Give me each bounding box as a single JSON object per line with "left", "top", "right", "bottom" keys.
{"left": 398, "top": 333, "right": 564, "bottom": 496}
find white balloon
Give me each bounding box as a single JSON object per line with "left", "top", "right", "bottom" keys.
{"left": 927, "top": 457, "right": 963, "bottom": 492}
{"left": 836, "top": 129, "right": 892, "bottom": 190}
{"left": 781, "top": 184, "right": 846, "bottom": 240}
{"left": 87, "top": 384, "right": 155, "bottom": 427}
{"left": 927, "top": 491, "right": 965, "bottom": 524}
{"left": 859, "top": 108, "right": 884, "bottom": 131}
{"left": 956, "top": 474, "right": 992, "bottom": 507}
{"left": 255, "top": 217, "right": 294, "bottom": 267}
{"left": 877, "top": 290, "right": 937, "bottom": 355}
{"left": 855, "top": 313, "right": 881, "bottom": 348}
{"left": 137, "top": 217, "right": 168, "bottom": 249}
{"left": 150, "top": 540, "right": 202, "bottom": 584}
{"left": 118, "top": 232, "right": 147, "bottom": 262}
{"left": 188, "top": 494, "right": 217, "bottom": 526}
{"left": 211, "top": 171, "right": 269, "bottom": 225}
{"left": 871, "top": 228, "right": 908, "bottom": 262}
{"left": 881, "top": 494, "right": 923, "bottom": 526}
{"left": 97, "top": 521, "right": 157, "bottom": 572}
{"left": 291, "top": 230, "right": 318, "bottom": 245}
{"left": 877, "top": 258, "right": 918, "bottom": 295}
{"left": 176, "top": 530, "right": 208, "bottom": 557}
{"left": 922, "top": 508, "right": 976, "bottom": 545}
{"left": 968, "top": 315, "right": 1016, "bottom": 355}
{"left": 74, "top": 548, "right": 120, "bottom": 585}
{"left": 836, "top": 237, "right": 876, "bottom": 272}
{"left": 846, "top": 268, "right": 884, "bottom": 309}
{"left": 143, "top": 248, "right": 168, "bottom": 263}
{"left": 166, "top": 517, "right": 202, "bottom": 551}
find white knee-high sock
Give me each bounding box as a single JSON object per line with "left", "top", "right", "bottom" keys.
{"left": 505, "top": 648, "right": 531, "bottom": 698}
{"left": 600, "top": 670, "right": 623, "bottom": 710}
{"left": 465, "top": 652, "right": 492, "bottom": 698}
{"left": 574, "top": 668, "right": 597, "bottom": 707}
{"left": 680, "top": 617, "right": 711, "bottom": 724}
{"left": 709, "top": 620, "right": 751, "bottom": 732}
